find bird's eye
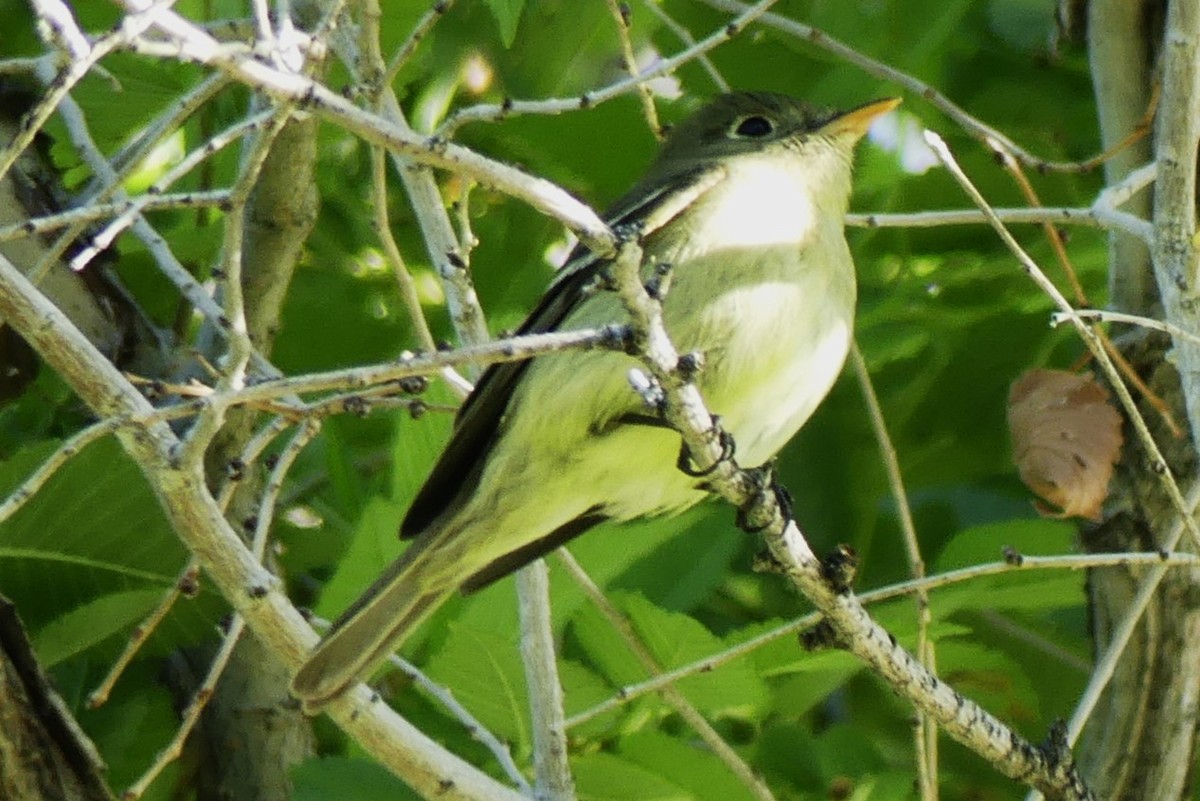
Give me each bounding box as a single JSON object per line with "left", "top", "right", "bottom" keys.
{"left": 732, "top": 115, "right": 774, "bottom": 138}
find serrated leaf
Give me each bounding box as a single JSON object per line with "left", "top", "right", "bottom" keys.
{"left": 560, "top": 657, "right": 626, "bottom": 737}
{"left": 617, "top": 730, "right": 760, "bottom": 801}
{"left": 568, "top": 592, "right": 768, "bottom": 722}
{"left": 422, "top": 622, "right": 530, "bottom": 749}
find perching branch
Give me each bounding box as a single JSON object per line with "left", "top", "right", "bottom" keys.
{"left": 600, "top": 233, "right": 1096, "bottom": 799}
{"left": 0, "top": 247, "right": 528, "bottom": 801}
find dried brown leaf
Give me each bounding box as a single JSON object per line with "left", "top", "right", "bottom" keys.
{"left": 1008, "top": 368, "right": 1124, "bottom": 522}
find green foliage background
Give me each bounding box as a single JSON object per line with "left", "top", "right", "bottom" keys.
{"left": 0, "top": 0, "right": 1116, "bottom": 798}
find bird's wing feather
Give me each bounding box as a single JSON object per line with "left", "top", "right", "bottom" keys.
{"left": 400, "top": 163, "right": 725, "bottom": 538}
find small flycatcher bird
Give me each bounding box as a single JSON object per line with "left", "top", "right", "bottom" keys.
{"left": 292, "top": 91, "right": 900, "bottom": 709}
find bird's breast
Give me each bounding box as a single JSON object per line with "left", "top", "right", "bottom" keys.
{"left": 656, "top": 154, "right": 858, "bottom": 467}
{"left": 671, "top": 153, "right": 845, "bottom": 252}
{"left": 665, "top": 241, "right": 854, "bottom": 468}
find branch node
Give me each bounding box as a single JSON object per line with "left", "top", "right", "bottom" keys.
{"left": 225, "top": 458, "right": 246, "bottom": 481}
{"left": 676, "top": 350, "right": 704, "bottom": 382}
{"left": 677, "top": 420, "right": 734, "bottom": 478}
{"left": 750, "top": 548, "right": 786, "bottom": 574}
{"left": 342, "top": 395, "right": 370, "bottom": 416}
{"left": 627, "top": 367, "right": 664, "bottom": 410}
{"left": 644, "top": 259, "right": 675, "bottom": 300}
{"left": 819, "top": 544, "right": 860, "bottom": 594}
{"left": 735, "top": 463, "right": 785, "bottom": 533}
{"left": 397, "top": 375, "right": 429, "bottom": 395}
{"left": 800, "top": 620, "right": 841, "bottom": 651}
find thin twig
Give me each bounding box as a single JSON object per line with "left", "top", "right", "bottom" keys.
{"left": 1052, "top": 310, "right": 1200, "bottom": 345}
{"left": 566, "top": 549, "right": 1200, "bottom": 727}
{"left": 3, "top": 0, "right": 126, "bottom": 184}
{"left": 353, "top": 0, "right": 493, "bottom": 356}
{"left": 603, "top": 0, "right": 661, "bottom": 137}
{"left": 696, "top": 0, "right": 1142, "bottom": 174}
{"left": 87, "top": 562, "right": 200, "bottom": 708}
{"left": 437, "top": 0, "right": 784, "bottom": 135}
{"left": 601, "top": 227, "right": 1093, "bottom": 793}
{"left": 371, "top": 146, "right": 439, "bottom": 354}
{"left": 0, "top": 423, "right": 115, "bottom": 524}
{"left": 177, "top": 109, "right": 295, "bottom": 463}
{"left": 0, "top": 242, "right": 529, "bottom": 800}
{"left": 297, "top": 615, "right": 534, "bottom": 795}
{"left": 0, "top": 191, "right": 231, "bottom": 244}
{"left": 851, "top": 345, "right": 935, "bottom": 800}
{"left": 119, "top": 0, "right": 618, "bottom": 254}
{"left": 556, "top": 550, "right": 777, "bottom": 801}
{"left": 924, "top": 130, "right": 1200, "bottom": 552}
{"left": 67, "top": 111, "right": 273, "bottom": 276}
{"left": 89, "top": 415, "right": 294, "bottom": 707}
{"left": 846, "top": 206, "right": 1151, "bottom": 241}
{"left": 1024, "top": 482, "right": 1200, "bottom": 801}
{"left": 122, "top": 616, "right": 248, "bottom": 798}
{"left": 988, "top": 139, "right": 1180, "bottom": 436}
{"left": 205, "top": 326, "right": 626, "bottom": 408}
{"left": 636, "top": 0, "right": 728, "bottom": 91}
{"left": 250, "top": 420, "right": 322, "bottom": 560}
{"left": 516, "top": 561, "right": 576, "bottom": 801}
{"left": 383, "top": 0, "right": 456, "bottom": 88}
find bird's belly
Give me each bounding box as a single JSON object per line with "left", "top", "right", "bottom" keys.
{"left": 497, "top": 243, "right": 854, "bottom": 525}
{"left": 694, "top": 279, "right": 853, "bottom": 466}
{"left": 594, "top": 262, "right": 853, "bottom": 521}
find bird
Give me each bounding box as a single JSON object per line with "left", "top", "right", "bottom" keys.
{"left": 292, "top": 90, "right": 900, "bottom": 710}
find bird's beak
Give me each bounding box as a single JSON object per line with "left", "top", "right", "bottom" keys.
{"left": 822, "top": 97, "right": 902, "bottom": 141}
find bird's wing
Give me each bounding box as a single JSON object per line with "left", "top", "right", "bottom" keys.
{"left": 400, "top": 163, "right": 725, "bottom": 538}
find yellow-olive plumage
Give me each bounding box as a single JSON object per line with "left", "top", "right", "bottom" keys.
{"left": 292, "top": 91, "right": 900, "bottom": 710}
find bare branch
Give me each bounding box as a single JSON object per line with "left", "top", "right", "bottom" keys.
{"left": 0, "top": 238, "right": 533, "bottom": 801}
{"left": 567, "top": 550, "right": 1200, "bottom": 728}
{"left": 516, "top": 561, "right": 575, "bottom": 801}
{"left": 924, "top": 130, "right": 1200, "bottom": 553}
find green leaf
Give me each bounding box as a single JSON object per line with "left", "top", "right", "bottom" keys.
{"left": 568, "top": 592, "right": 769, "bottom": 722}
{"left": 617, "top": 730, "right": 761, "bottom": 801}
{"left": 311, "top": 495, "right": 408, "bottom": 620}
{"left": 391, "top": 387, "right": 457, "bottom": 503}
{"left": 0, "top": 439, "right": 200, "bottom": 644}
{"left": 935, "top": 518, "right": 1076, "bottom": 569}
{"left": 933, "top": 639, "right": 1040, "bottom": 720}
{"left": 560, "top": 657, "right": 628, "bottom": 737}
{"left": 573, "top": 752, "right": 693, "bottom": 801}
{"left": 812, "top": 722, "right": 887, "bottom": 777}
{"left": 292, "top": 756, "right": 418, "bottom": 801}
{"left": 927, "top": 519, "right": 1084, "bottom": 615}
{"left": 35, "top": 588, "right": 164, "bottom": 667}
{"left": 560, "top": 506, "right": 740, "bottom": 615}
{"left": 83, "top": 663, "right": 183, "bottom": 801}
{"left": 485, "top": 0, "right": 525, "bottom": 47}
{"left": 422, "top": 621, "right": 531, "bottom": 749}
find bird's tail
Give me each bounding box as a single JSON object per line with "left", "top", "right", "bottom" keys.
{"left": 290, "top": 530, "right": 460, "bottom": 712}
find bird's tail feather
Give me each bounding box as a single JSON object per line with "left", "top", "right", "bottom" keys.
{"left": 290, "top": 532, "right": 459, "bottom": 712}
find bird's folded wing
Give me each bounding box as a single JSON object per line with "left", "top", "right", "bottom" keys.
{"left": 399, "top": 163, "right": 726, "bottom": 538}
